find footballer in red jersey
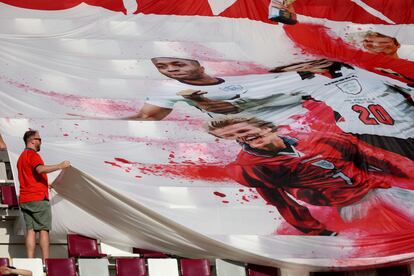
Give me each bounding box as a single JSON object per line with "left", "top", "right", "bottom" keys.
{"left": 208, "top": 100, "right": 414, "bottom": 235}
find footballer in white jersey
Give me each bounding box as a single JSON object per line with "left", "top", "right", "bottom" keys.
{"left": 131, "top": 57, "right": 307, "bottom": 121}
{"left": 271, "top": 61, "right": 414, "bottom": 138}
{"left": 314, "top": 68, "right": 413, "bottom": 139}
{"left": 269, "top": 59, "right": 414, "bottom": 159}
{"left": 132, "top": 57, "right": 414, "bottom": 158}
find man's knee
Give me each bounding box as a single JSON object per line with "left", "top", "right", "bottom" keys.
{"left": 26, "top": 229, "right": 36, "bottom": 238}
{"left": 39, "top": 230, "right": 49, "bottom": 239}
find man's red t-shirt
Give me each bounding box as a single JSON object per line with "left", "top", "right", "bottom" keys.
{"left": 17, "top": 149, "right": 49, "bottom": 203}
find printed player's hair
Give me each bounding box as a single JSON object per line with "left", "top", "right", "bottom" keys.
{"left": 207, "top": 116, "right": 276, "bottom": 137}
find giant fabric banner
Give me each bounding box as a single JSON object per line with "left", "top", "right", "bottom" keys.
{"left": 1, "top": 0, "right": 414, "bottom": 269}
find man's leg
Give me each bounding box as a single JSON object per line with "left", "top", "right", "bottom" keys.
{"left": 25, "top": 229, "right": 36, "bottom": 258}
{"left": 31, "top": 200, "right": 52, "bottom": 262}
{"left": 39, "top": 200, "right": 52, "bottom": 262}
{"left": 21, "top": 203, "right": 36, "bottom": 258}
{"left": 39, "top": 230, "right": 49, "bottom": 262}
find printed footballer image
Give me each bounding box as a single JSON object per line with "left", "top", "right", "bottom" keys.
{"left": 138, "top": 56, "right": 414, "bottom": 158}
{"left": 207, "top": 99, "right": 414, "bottom": 236}
{"left": 129, "top": 56, "right": 304, "bottom": 121}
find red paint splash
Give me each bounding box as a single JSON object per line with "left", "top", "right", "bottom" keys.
{"left": 0, "top": 75, "right": 145, "bottom": 118}
{"left": 105, "top": 157, "right": 231, "bottom": 182}
{"left": 274, "top": 199, "right": 414, "bottom": 258}
{"left": 100, "top": 138, "right": 236, "bottom": 164}
{"left": 104, "top": 161, "right": 122, "bottom": 168}
{"left": 242, "top": 195, "right": 250, "bottom": 202}
{"left": 106, "top": 154, "right": 264, "bottom": 206}
{"left": 114, "top": 157, "right": 130, "bottom": 164}
{"left": 103, "top": 150, "right": 266, "bottom": 206}
{"left": 214, "top": 191, "right": 226, "bottom": 198}
{"left": 105, "top": 152, "right": 260, "bottom": 204}
{"left": 283, "top": 23, "right": 414, "bottom": 84}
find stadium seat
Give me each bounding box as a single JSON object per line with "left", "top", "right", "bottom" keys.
{"left": 100, "top": 242, "right": 139, "bottom": 257}
{"left": 132, "top": 248, "right": 169, "bottom": 258}
{"left": 377, "top": 265, "right": 410, "bottom": 276}
{"left": 147, "top": 258, "right": 179, "bottom": 276}
{"left": 78, "top": 258, "right": 110, "bottom": 276}
{"left": 116, "top": 258, "right": 147, "bottom": 276}
{"left": 180, "top": 258, "right": 211, "bottom": 276}
{"left": 67, "top": 234, "right": 107, "bottom": 258}
{"left": 310, "top": 272, "right": 345, "bottom": 275}
{"left": 12, "top": 258, "right": 43, "bottom": 276}
{"left": 0, "top": 257, "right": 9, "bottom": 266}
{"left": 247, "top": 264, "right": 280, "bottom": 276}
{"left": 46, "top": 258, "right": 76, "bottom": 276}
{"left": 215, "top": 259, "right": 246, "bottom": 276}
{"left": 0, "top": 186, "right": 18, "bottom": 207}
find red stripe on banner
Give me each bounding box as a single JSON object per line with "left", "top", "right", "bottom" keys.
{"left": 361, "top": 0, "right": 414, "bottom": 24}
{"left": 284, "top": 23, "right": 414, "bottom": 85}
{"left": 134, "top": 0, "right": 213, "bottom": 16}
{"left": 1, "top": 0, "right": 127, "bottom": 13}
{"left": 218, "top": 0, "right": 275, "bottom": 24}
{"left": 84, "top": 0, "right": 126, "bottom": 13}
{"left": 1, "top": 0, "right": 79, "bottom": 10}
{"left": 291, "top": 0, "right": 388, "bottom": 24}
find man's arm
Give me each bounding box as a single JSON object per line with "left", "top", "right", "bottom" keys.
{"left": 36, "top": 160, "right": 70, "bottom": 174}
{"left": 127, "top": 103, "right": 173, "bottom": 121}
{"left": 177, "top": 90, "right": 240, "bottom": 114}
{"left": 0, "top": 266, "right": 32, "bottom": 276}
{"left": 320, "top": 133, "right": 414, "bottom": 179}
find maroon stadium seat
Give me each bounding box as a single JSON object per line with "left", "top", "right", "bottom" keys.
{"left": 247, "top": 264, "right": 280, "bottom": 276}
{"left": 377, "top": 265, "right": 410, "bottom": 276}
{"left": 0, "top": 186, "right": 18, "bottom": 207}
{"left": 46, "top": 258, "right": 76, "bottom": 276}
{"left": 132, "top": 248, "right": 168, "bottom": 258}
{"left": 311, "top": 272, "right": 345, "bottom": 275}
{"left": 67, "top": 234, "right": 107, "bottom": 258}
{"left": 116, "top": 258, "right": 147, "bottom": 276}
{"left": 0, "top": 257, "right": 9, "bottom": 267}
{"left": 180, "top": 258, "right": 211, "bottom": 276}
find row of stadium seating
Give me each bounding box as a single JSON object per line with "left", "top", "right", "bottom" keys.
{"left": 0, "top": 256, "right": 283, "bottom": 276}
{"left": 2, "top": 253, "right": 412, "bottom": 276}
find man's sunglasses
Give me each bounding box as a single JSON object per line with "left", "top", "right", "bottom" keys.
{"left": 32, "top": 138, "right": 42, "bottom": 142}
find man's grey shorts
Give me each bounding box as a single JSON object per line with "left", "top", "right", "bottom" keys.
{"left": 20, "top": 200, "right": 51, "bottom": 231}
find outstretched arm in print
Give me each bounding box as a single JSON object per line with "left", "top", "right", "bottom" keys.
{"left": 128, "top": 103, "right": 173, "bottom": 120}
{"left": 177, "top": 89, "right": 241, "bottom": 114}
{"left": 257, "top": 187, "right": 336, "bottom": 235}
{"left": 321, "top": 133, "right": 414, "bottom": 189}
